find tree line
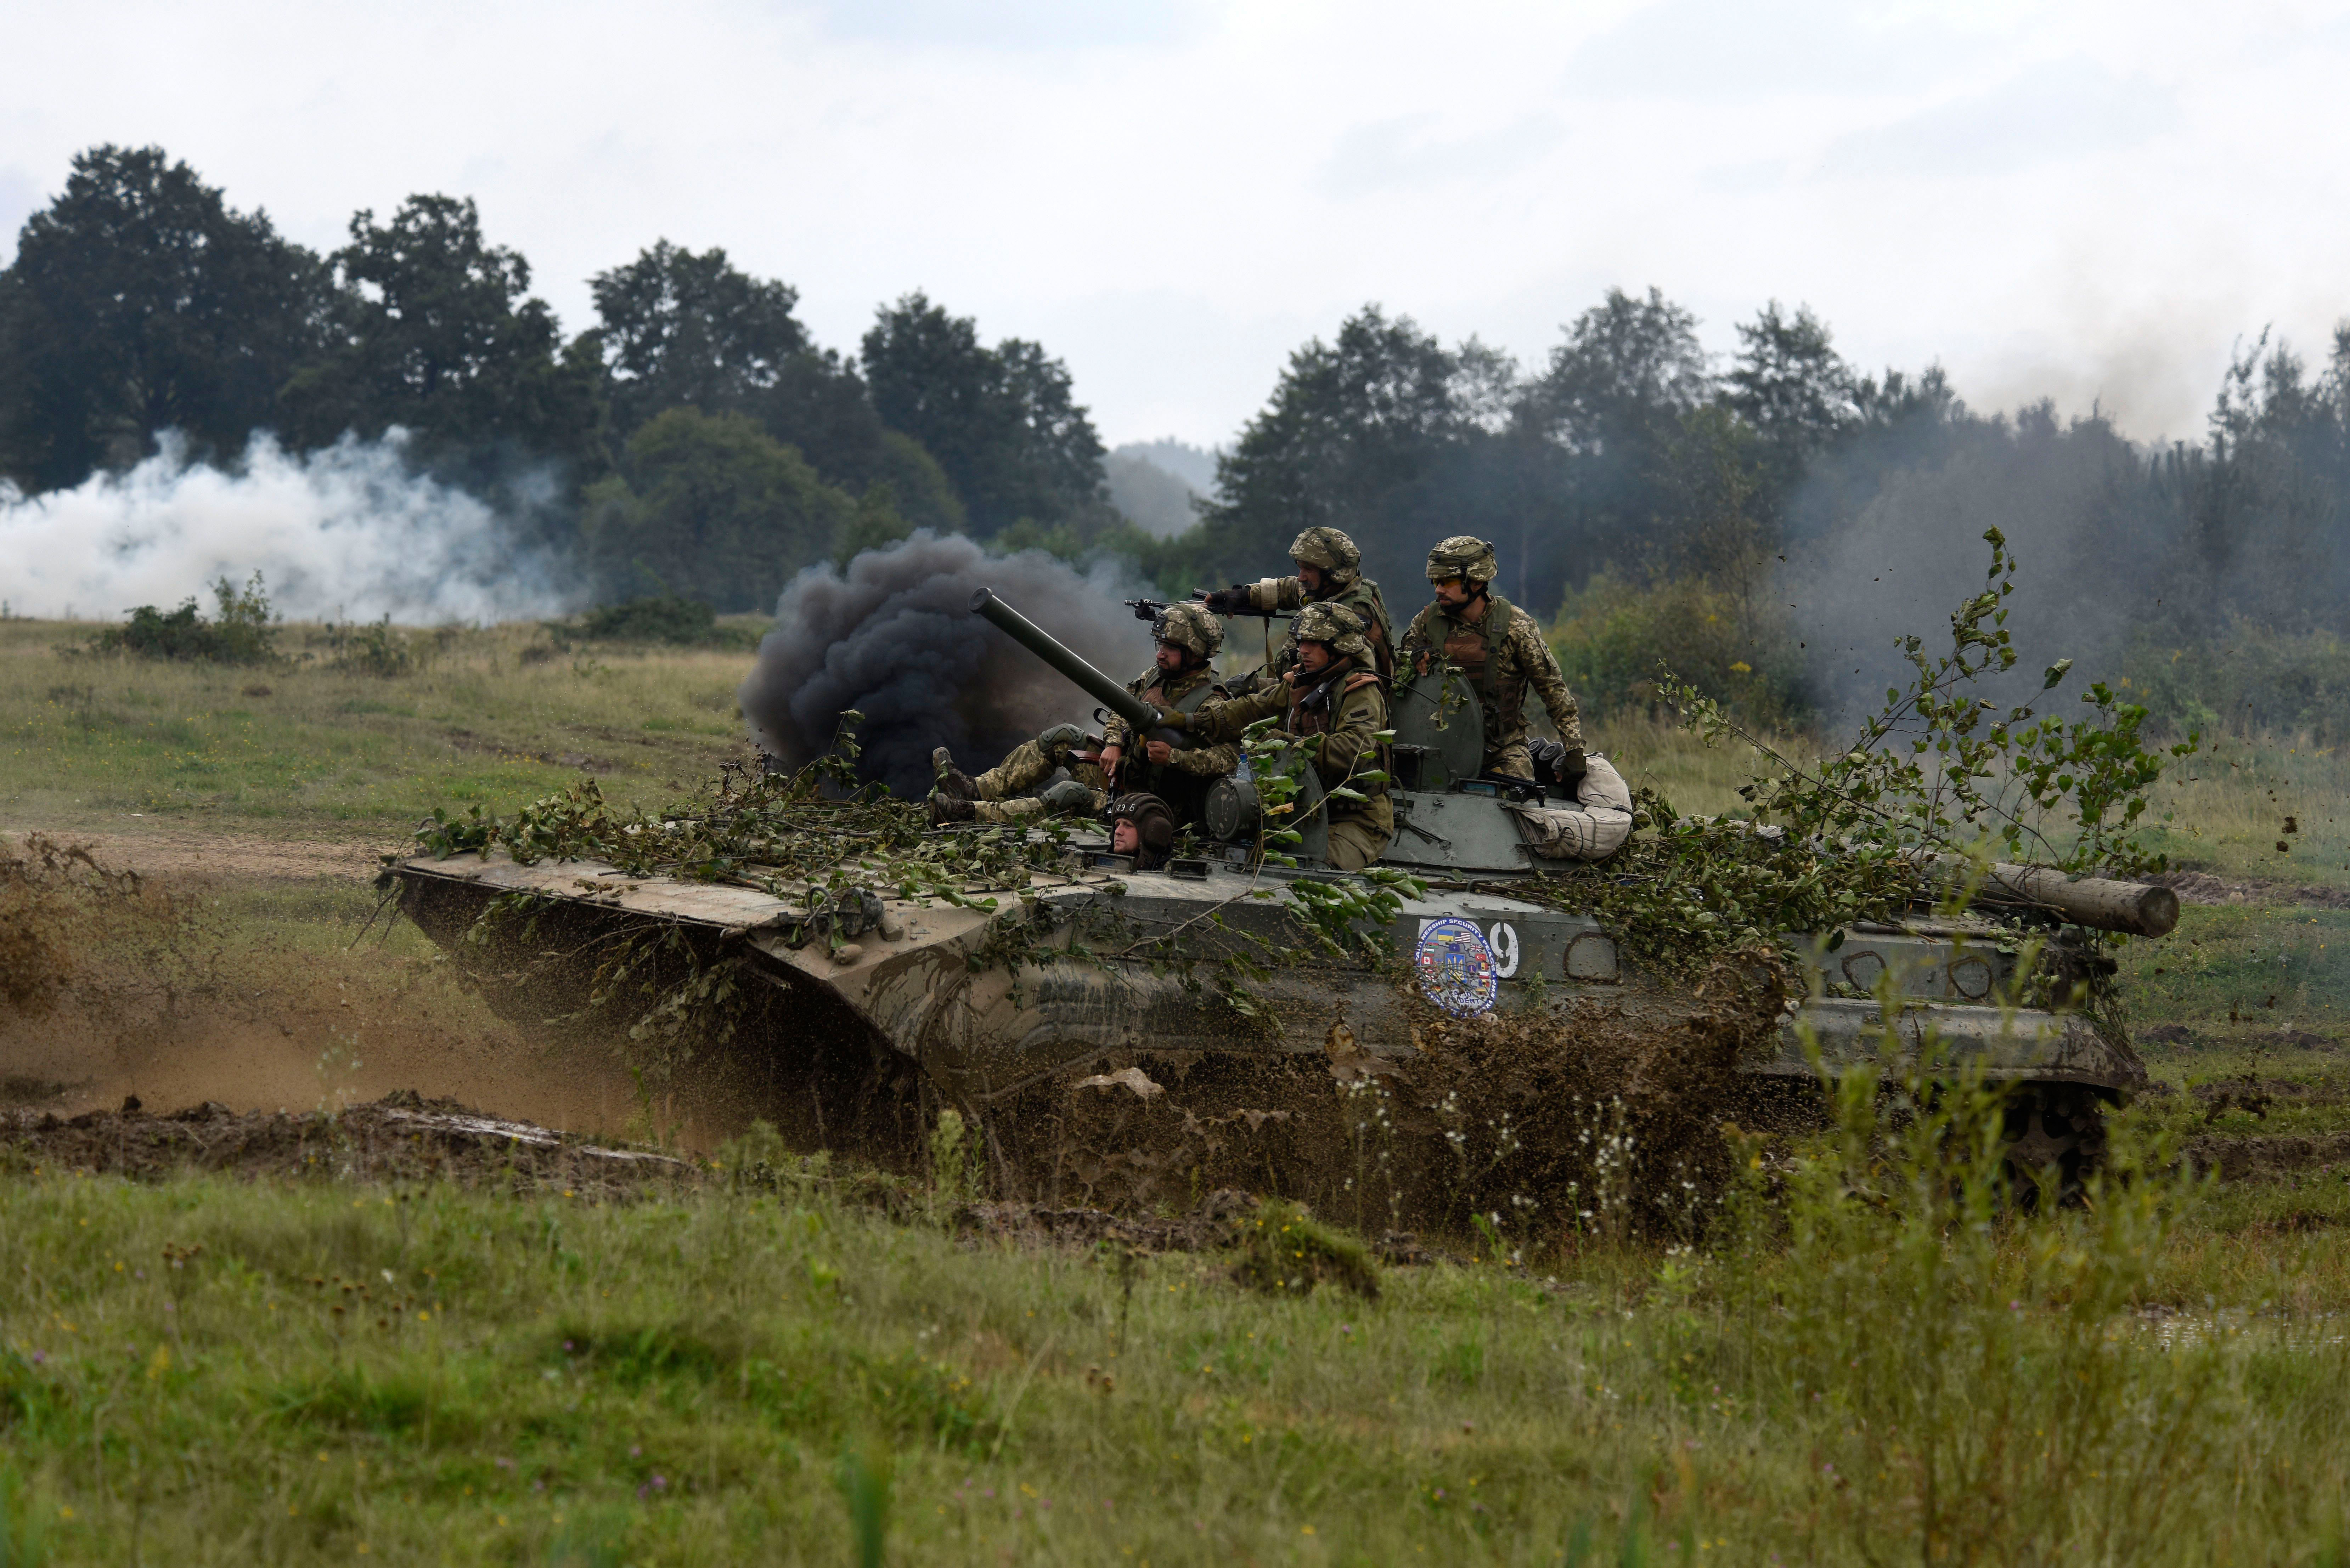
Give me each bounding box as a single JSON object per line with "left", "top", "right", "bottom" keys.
{"left": 0, "top": 145, "right": 1124, "bottom": 613}
{"left": 1162, "top": 294, "right": 2350, "bottom": 736}
{"left": 7, "top": 144, "right": 2348, "bottom": 736}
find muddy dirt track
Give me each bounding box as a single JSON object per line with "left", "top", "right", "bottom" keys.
{"left": 0, "top": 823, "right": 681, "bottom": 1146}
{"left": 0, "top": 1092, "right": 692, "bottom": 1197}
{"left": 1, "top": 824, "right": 395, "bottom": 884}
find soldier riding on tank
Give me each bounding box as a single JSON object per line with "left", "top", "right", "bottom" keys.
{"left": 1399, "top": 535, "right": 1586, "bottom": 785}
{"left": 930, "top": 601, "right": 1239, "bottom": 828}
{"left": 1199, "top": 526, "right": 1396, "bottom": 687}
{"left": 1103, "top": 792, "right": 1178, "bottom": 871}
{"left": 1165, "top": 601, "right": 1394, "bottom": 870}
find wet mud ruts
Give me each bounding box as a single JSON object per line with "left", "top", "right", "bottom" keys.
{"left": 0, "top": 1091, "right": 689, "bottom": 1197}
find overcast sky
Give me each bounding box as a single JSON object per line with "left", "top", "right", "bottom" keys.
{"left": 6, "top": 0, "right": 2347, "bottom": 451}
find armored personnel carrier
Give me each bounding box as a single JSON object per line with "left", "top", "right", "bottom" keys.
{"left": 388, "top": 590, "right": 2173, "bottom": 1216}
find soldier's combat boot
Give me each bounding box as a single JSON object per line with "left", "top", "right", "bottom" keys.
{"left": 930, "top": 745, "right": 979, "bottom": 803}
{"left": 929, "top": 790, "right": 976, "bottom": 826}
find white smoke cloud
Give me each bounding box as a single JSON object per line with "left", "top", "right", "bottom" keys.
{"left": 0, "top": 430, "right": 573, "bottom": 624}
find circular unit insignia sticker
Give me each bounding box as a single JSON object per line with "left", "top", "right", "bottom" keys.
{"left": 1414, "top": 917, "right": 1499, "bottom": 1019}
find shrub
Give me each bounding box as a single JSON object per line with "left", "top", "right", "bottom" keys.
{"left": 575, "top": 594, "right": 722, "bottom": 646}
{"left": 2115, "top": 620, "right": 2350, "bottom": 743}
{"left": 88, "top": 572, "right": 279, "bottom": 665}
{"left": 579, "top": 408, "right": 856, "bottom": 612}
{"left": 1550, "top": 571, "right": 1804, "bottom": 728}
{"left": 321, "top": 615, "right": 415, "bottom": 677}
{"left": 1226, "top": 1198, "right": 1380, "bottom": 1299}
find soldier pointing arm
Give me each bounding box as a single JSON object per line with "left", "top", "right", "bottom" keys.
{"left": 1197, "top": 526, "right": 1396, "bottom": 687}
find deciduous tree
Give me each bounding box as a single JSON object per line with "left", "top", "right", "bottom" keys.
{"left": 861, "top": 293, "right": 1109, "bottom": 538}
{"left": 284, "top": 194, "right": 597, "bottom": 469}
{"left": 0, "top": 145, "right": 327, "bottom": 491}
{"left": 580, "top": 407, "right": 859, "bottom": 612}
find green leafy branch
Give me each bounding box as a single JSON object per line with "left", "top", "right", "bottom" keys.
{"left": 1661, "top": 527, "right": 2197, "bottom": 881}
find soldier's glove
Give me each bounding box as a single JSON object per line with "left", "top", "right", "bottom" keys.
{"left": 1556, "top": 747, "right": 1588, "bottom": 788}
{"left": 1198, "top": 587, "right": 1248, "bottom": 616}
{"left": 1038, "top": 721, "right": 1086, "bottom": 759}
{"left": 1150, "top": 705, "right": 1190, "bottom": 731}
{"left": 1038, "top": 778, "right": 1103, "bottom": 814}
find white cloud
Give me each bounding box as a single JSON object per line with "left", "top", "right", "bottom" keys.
{"left": 2, "top": 0, "right": 2347, "bottom": 450}
{"left": 1560, "top": 0, "right": 1993, "bottom": 100}
{"left": 1314, "top": 113, "right": 1567, "bottom": 199}
{"left": 1814, "top": 58, "right": 2180, "bottom": 179}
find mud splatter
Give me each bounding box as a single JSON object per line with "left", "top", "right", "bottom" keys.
{"left": 964, "top": 955, "right": 1799, "bottom": 1244}
{"left": 0, "top": 1092, "right": 688, "bottom": 1198}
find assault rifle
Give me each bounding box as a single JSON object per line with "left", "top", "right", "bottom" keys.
{"left": 1121, "top": 591, "right": 1290, "bottom": 625}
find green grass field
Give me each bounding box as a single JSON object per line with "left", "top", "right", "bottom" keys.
{"left": 0, "top": 618, "right": 763, "bottom": 837}
{"left": 5, "top": 1116, "right": 2350, "bottom": 1566}
{"left": 11, "top": 621, "right": 2350, "bottom": 1563}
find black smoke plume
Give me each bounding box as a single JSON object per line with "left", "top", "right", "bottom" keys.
{"left": 738, "top": 531, "right": 1155, "bottom": 798}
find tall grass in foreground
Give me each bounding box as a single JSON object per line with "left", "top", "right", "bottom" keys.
{"left": 4, "top": 1112, "right": 2349, "bottom": 1564}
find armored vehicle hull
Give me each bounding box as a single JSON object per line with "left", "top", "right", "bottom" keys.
{"left": 387, "top": 591, "right": 2163, "bottom": 1218}
{"left": 391, "top": 829, "right": 2147, "bottom": 1212}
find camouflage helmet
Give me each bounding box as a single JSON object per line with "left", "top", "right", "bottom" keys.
{"left": 1288, "top": 526, "right": 1363, "bottom": 588}
{"left": 1292, "top": 600, "right": 1371, "bottom": 661}
{"left": 1152, "top": 600, "right": 1223, "bottom": 661}
{"left": 1425, "top": 534, "right": 1499, "bottom": 586}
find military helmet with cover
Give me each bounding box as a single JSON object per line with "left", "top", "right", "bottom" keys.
{"left": 1292, "top": 600, "right": 1371, "bottom": 661}
{"left": 1425, "top": 535, "right": 1499, "bottom": 586}
{"left": 1151, "top": 600, "right": 1223, "bottom": 661}
{"left": 1288, "top": 526, "right": 1363, "bottom": 589}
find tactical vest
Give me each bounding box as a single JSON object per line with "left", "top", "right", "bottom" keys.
{"left": 1435, "top": 592, "right": 1514, "bottom": 715}
{"left": 1291, "top": 668, "right": 1392, "bottom": 785}
{"left": 1122, "top": 664, "right": 1218, "bottom": 821}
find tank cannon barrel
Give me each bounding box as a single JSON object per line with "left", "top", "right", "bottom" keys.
{"left": 1943, "top": 859, "right": 2179, "bottom": 937}
{"left": 970, "top": 588, "right": 1161, "bottom": 733}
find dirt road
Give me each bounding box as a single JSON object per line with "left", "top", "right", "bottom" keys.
{"left": 2, "top": 822, "right": 394, "bottom": 883}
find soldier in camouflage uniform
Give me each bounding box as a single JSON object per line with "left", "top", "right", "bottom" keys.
{"left": 1174, "top": 601, "right": 1393, "bottom": 871}
{"left": 1199, "top": 526, "right": 1396, "bottom": 686}
{"left": 928, "top": 725, "right": 1108, "bottom": 826}
{"left": 1397, "top": 535, "right": 1585, "bottom": 785}
{"left": 930, "top": 601, "right": 1239, "bottom": 827}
